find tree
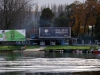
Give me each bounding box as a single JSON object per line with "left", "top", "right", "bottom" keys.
{"left": 65, "top": 3, "right": 75, "bottom": 36}
{"left": 83, "top": 0, "right": 97, "bottom": 36}
{"left": 34, "top": 4, "right": 40, "bottom": 28}
{"left": 94, "top": 1, "right": 100, "bottom": 40}
{"left": 39, "top": 8, "right": 54, "bottom": 27}
{"left": 72, "top": 0, "right": 99, "bottom": 37}
{"left": 94, "top": 15, "right": 100, "bottom": 40}
{"left": 72, "top": 3, "right": 85, "bottom": 36}
{"left": 0, "top": 0, "right": 34, "bottom": 29}
{"left": 54, "top": 12, "right": 69, "bottom": 27}
{"left": 51, "top": 4, "right": 57, "bottom": 17}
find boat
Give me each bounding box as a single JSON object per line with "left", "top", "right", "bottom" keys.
{"left": 93, "top": 47, "right": 100, "bottom": 54}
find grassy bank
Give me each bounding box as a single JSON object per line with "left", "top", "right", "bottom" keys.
{"left": 44, "top": 45, "right": 98, "bottom": 50}
{"left": 0, "top": 45, "right": 98, "bottom": 51}
{"left": 0, "top": 45, "right": 40, "bottom": 51}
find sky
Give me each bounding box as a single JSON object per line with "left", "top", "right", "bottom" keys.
{"left": 36, "top": 0, "right": 85, "bottom": 7}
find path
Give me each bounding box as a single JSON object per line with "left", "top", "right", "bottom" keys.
{"left": 24, "top": 46, "right": 46, "bottom": 52}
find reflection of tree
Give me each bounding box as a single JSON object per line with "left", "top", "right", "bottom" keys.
{"left": 0, "top": 72, "right": 22, "bottom": 75}
{"left": 6, "top": 52, "right": 21, "bottom": 61}
{"left": 74, "top": 71, "right": 100, "bottom": 75}
{"left": 3, "top": 72, "right": 100, "bottom": 75}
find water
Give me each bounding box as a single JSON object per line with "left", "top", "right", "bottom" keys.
{"left": 0, "top": 51, "right": 100, "bottom": 75}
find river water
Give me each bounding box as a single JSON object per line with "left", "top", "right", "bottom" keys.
{"left": 0, "top": 51, "right": 100, "bottom": 75}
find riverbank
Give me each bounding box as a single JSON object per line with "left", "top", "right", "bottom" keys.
{"left": 0, "top": 45, "right": 40, "bottom": 51}
{"left": 44, "top": 45, "right": 98, "bottom": 50}
{"left": 0, "top": 45, "right": 98, "bottom": 51}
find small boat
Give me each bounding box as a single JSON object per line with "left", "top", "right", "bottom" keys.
{"left": 93, "top": 47, "right": 100, "bottom": 54}
{"left": 93, "top": 51, "right": 100, "bottom": 54}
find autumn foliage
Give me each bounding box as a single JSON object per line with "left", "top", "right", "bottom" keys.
{"left": 71, "top": 0, "right": 100, "bottom": 36}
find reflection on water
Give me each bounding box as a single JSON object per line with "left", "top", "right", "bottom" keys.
{"left": 0, "top": 51, "right": 100, "bottom": 75}
{"left": 45, "top": 52, "right": 100, "bottom": 59}
{"left": 0, "top": 51, "right": 100, "bottom": 60}
{"left": 0, "top": 72, "right": 100, "bottom": 75}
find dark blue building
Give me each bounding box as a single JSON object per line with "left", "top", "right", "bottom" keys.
{"left": 28, "top": 27, "right": 71, "bottom": 46}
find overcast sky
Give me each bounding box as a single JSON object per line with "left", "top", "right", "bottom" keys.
{"left": 37, "top": 0, "right": 85, "bottom": 7}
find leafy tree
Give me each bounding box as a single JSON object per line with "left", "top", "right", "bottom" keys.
{"left": 54, "top": 12, "right": 69, "bottom": 27}
{"left": 39, "top": 8, "right": 54, "bottom": 27}
{"left": 72, "top": 0, "right": 99, "bottom": 37}
{"left": 72, "top": 3, "right": 85, "bottom": 36}
{"left": 54, "top": 4, "right": 74, "bottom": 27}
{"left": 65, "top": 4, "right": 75, "bottom": 37}
{"left": 94, "top": 15, "right": 100, "bottom": 40}
{"left": 66, "top": 3, "right": 74, "bottom": 26}
{"left": 83, "top": 0, "right": 97, "bottom": 36}
{"left": 94, "top": 0, "right": 100, "bottom": 40}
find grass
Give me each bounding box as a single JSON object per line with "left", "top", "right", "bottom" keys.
{"left": 0, "top": 45, "right": 98, "bottom": 51}
{"left": 44, "top": 45, "right": 98, "bottom": 50}
{"left": 0, "top": 45, "right": 40, "bottom": 51}
{"left": 0, "top": 46, "right": 21, "bottom": 50}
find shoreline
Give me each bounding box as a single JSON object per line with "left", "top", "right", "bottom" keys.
{"left": 0, "top": 48, "right": 100, "bottom": 54}
{"left": 0, "top": 45, "right": 98, "bottom": 52}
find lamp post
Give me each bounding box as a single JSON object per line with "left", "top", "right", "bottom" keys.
{"left": 89, "top": 26, "right": 92, "bottom": 36}
{"left": 89, "top": 25, "right": 95, "bottom": 45}
{"left": 88, "top": 26, "right": 92, "bottom": 45}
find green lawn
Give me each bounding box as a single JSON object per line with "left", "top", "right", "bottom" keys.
{"left": 0, "top": 45, "right": 40, "bottom": 51}
{"left": 44, "top": 45, "right": 98, "bottom": 50}
{"left": 0, "top": 46, "right": 21, "bottom": 50}
{"left": 0, "top": 45, "right": 98, "bottom": 51}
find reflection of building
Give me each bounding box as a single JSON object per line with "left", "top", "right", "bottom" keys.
{"left": 23, "top": 51, "right": 44, "bottom": 57}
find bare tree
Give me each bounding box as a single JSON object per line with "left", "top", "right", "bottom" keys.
{"left": 51, "top": 4, "right": 57, "bottom": 17}
{"left": 0, "top": 0, "right": 35, "bottom": 29}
